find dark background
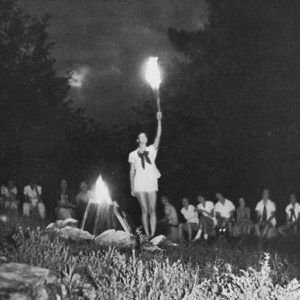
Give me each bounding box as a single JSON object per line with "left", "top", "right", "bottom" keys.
{"left": 0, "top": 0, "right": 299, "bottom": 225}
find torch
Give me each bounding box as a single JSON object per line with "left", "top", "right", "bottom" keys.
{"left": 145, "top": 57, "right": 162, "bottom": 112}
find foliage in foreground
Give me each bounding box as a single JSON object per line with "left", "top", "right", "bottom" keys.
{"left": 1, "top": 225, "right": 300, "bottom": 299}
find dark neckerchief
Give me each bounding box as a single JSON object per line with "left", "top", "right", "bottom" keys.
{"left": 137, "top": 150, "right": 151, "bottom": 169}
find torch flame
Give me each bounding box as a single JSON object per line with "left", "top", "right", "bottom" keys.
{"left": 145, "top": 57, "right": 161, "bottom": 90}
{"left": 94, "top": 175, "right": 112, "bottom": 205}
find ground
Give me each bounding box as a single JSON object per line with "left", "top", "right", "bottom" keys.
{"left": 1, "top": 216, "right": 300, "bottom": 299}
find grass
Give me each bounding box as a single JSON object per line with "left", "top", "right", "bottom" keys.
{"left": 1, "top": 216, "right": 300, "bottom": 299}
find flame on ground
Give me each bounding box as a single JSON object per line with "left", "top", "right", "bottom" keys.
{"left": 94, "top": 175, "right": 112, "bottom": 205}
{"left": 145, "top": 56, "right": 161, "bottom": 90}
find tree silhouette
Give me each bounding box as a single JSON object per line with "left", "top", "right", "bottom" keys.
{"left": 159, "top": 0, "right": 299, "bottom": 201}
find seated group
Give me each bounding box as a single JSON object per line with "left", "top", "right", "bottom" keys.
{"left": 1, "top": 180, "right": 299, "bottom": 243}
{"left": 0, "top": 178, "right": 92, "bottom": 222}
{"left": 159, "top": 189, "right": 300, "bottom": 242}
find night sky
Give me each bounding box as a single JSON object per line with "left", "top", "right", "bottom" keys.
{"left": 19, "top": 0, "right": 208, "bottom": 125}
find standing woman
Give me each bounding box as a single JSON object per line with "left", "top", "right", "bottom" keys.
{"left": 129, "top": 112, "right": 162, "bottom": 238}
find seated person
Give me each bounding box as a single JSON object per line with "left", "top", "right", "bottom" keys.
{"left": 1, "top": 180, "right": 19, "bottom": 214}
{"left": 55, "top": 179, "right": 76, "bottom": 220}
{"left": 194, "top": 194, "right": 216, "bottom": 241}
{"left": 23, "top": 180, "right": 45, "bottom": 219}
{"left": 214, "top": 192, "right": 235, "bottom": 236}
{"left": 254, "top": 189, "right": 276, "bottom": 238}
{"left": 233, "top": 197, "right": 253, "bottom": 236}
{"left": 76, "top": 181, "right": 94, "bottom": 224}
{"left": 158, "top": 196, "right": 179, "bottom": 241}
{"left": 278, "top": 193, "right": 300, "bottom": 237}
{"left": 178, "top": 198, "right": 199, "bottom": 242}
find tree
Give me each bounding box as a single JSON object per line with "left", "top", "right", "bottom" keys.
{"left": 158, "top": 0, "right": 299, "bottom": 200}
{"left": 0, "top": 0, "right": 71, "bottom": 184}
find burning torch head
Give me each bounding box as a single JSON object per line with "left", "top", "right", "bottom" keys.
{"left": 145, "top": 57, "right": 161, "bottom": 90}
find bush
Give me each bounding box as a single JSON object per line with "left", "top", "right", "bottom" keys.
{"left": 1, "top": 224, "right": 300, "bottom": 299}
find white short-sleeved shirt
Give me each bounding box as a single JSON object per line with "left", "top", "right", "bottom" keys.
{"left": 128, "top": 144, "right": 161, "bottom": 192}
{"left": 214, "top": 199, "right": 235, "bottom": 218}
{"left": 285, "top": 202, "right": 300, "bottom": 221}
{"left": 255, "top": 199, "right": 276, "bottom": 225}
{"left": 1, "top": 186, "right": 17, "bottom": 198}
{"left": 181, "top": 204, "right": 199, "bottom": 224}
{"left": 197, "top": 201, "right": 214, "bottom": 215}
{"left": 24, "top": 185, "right": 42, "bottom": 207}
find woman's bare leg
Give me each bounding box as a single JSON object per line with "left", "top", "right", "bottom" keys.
{"left": 147, "top": 191, "right": 157, "bottom": 237}
{"left": 136, "top": 192, "right": 150, "bottom": 237}
{"left": 178, "top": 223, "right": 183, "bottom": 241}
{"left": 187, "top": 223, "right": 193, "bottom": 241}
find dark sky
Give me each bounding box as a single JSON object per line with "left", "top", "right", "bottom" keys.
{"left": 20, "top": 0, "right": 208, "bottom": 125}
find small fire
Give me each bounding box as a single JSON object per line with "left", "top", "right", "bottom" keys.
{"left": 94, "top": 175, "right": 112, "bottom": 205}
{"left": 145, "top": 56, "right": 161, "bottom": 90}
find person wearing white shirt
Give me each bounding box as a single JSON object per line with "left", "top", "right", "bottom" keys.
{"left": 193, "top": 194, "right": 216, "bottom": 241}
{"left": 129, "top": 112, "right": 162, "bottom": 238}
{"left": 214, "top": 193, "right": 235, "bottom": 236}
{"left": 278, "top": 193, "right": 300, "bottom": 237}
{"left": 179, "top": 198, "right": 199, "bottom": 242}
{"left": 23, "top": 180, "right": 45, "bottom": 219}
{"left": 254, "top": 189, "right": 276, "bottom": 238}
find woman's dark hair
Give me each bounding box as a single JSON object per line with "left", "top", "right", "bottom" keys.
{"left": 196, "top": 192, "right": 206, "bottom": 199}
{"left": 137, "top": 132, "right": 148, "bottom": 139}
{"left": 290, "top": 192, "right": 298, "bottom": 199}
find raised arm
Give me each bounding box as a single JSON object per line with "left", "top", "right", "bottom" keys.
{"left": 153, "top": 112, "right": 162, "bottom": 150}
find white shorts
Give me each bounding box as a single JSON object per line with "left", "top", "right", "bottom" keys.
{"left": 134, "top": 176, "right": 158, "bottom": 193}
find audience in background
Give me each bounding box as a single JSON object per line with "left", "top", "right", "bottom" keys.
{"left": 278, "top": 193, "right": 300, "bottom": 237}
{"left": 0, "top": 180, "right": 19, "bottom": 214}
{"left": 233, "top": 197, "right": 253, "bottom": 236}
{"left": 23, "top": 179, "right": 45, "bottom": 219}
{"left": 158, "top": 196, "right": 179, "bottom": 241}
{"left": 255, "top": 189, "right": 276, "bottom": 238}
{"left": 179, "top": 198, "right": 199, "bottom": 242}
{"left": 214, "top": 193, "right": 235, "bottom": 236}
{"left": 1, "top": 174, "right": 300, "bottom": 242}
{"left": 194, "top": 194, "right": 216, "bottom": 241}
{"left": 55, "top": 179, "right": 77, "bottom": 220}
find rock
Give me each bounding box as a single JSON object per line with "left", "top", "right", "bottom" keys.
{"left": 142, "top": 245, "right": 164, "bottom": 252}
{"left": 36, "top": 286, "right": 49, "bottom": 300}
{"left": 59, "top": 226, "right": 94, "bottom": 241}
{"left": 46, "top": 218, "right": 78, "bottom": 230}
{"left": 0, "top": 263, "right": 50, "bottom": 290}
{"left": 150, "top": 235, "right": 167, "bottom": 246}
{"left": 0, "top": 256, "right": 8, "bottom": 263}
{"left": 9, "top": 293, "right": 29, "bottom": 300}
{"left": 94, "top": 229, "right": 137, "bottom": 248}
{"left": 0, "top": 214, "right": 8, "bottom": 223}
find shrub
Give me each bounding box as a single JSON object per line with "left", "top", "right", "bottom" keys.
{"left": 1, "top": 224, "right": 300, "bottom": 299}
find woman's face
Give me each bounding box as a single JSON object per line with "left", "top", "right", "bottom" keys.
{"left": 137, "top": 133, "right": 148, "bottom": 145}
{"left": 61, "top": 180, "right": 68, "bottom": 189}
{"left": 239, "top": 198, "right": 245, "bottom": 208}
{"left": 216, "top": 193, "right": 224, "bottom": 202}
{"left": 290, "top": 194, "right": 296, "bottom": 205}
{"left": 262, "top": 189, "right": 270, "bottom": 199}
{"left": 182, "top": 198, "right": 189, "bottom": 207}
{"left": 197, "top": 196, "right": 205, "bottom": 204}
{"left": 80, "top": 182, "right": 88, "bottom": 192}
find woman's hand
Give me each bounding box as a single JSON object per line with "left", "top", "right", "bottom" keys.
{"left": 131, "top": 189, "right": 136, "bottom": 197}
